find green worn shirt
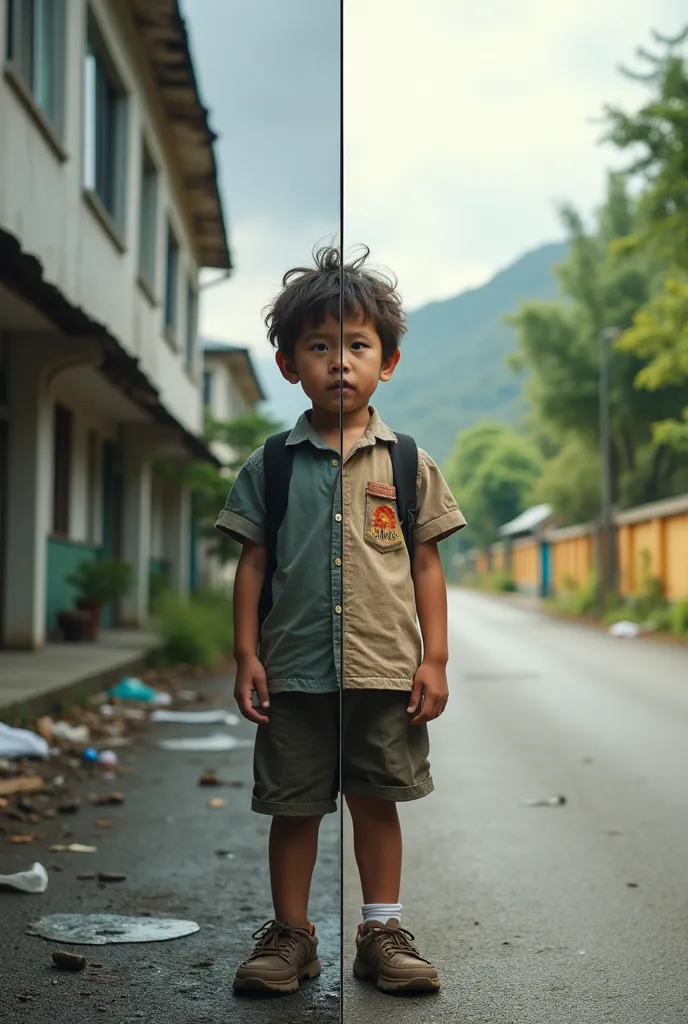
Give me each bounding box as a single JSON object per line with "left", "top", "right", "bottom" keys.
{"left": 216, "top": 412, "right": 341, "bottom": 693}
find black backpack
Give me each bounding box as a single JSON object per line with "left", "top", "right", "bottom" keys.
{"left": 258, "top": 431, "right": 418, "bottom": 626}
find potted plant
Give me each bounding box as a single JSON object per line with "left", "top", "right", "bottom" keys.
{"left": 67, "top": 558, "right": 135, "bottom": 640}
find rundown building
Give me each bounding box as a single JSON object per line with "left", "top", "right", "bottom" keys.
{"left": 195, "top": 339, "right": 265, "bottom": 589}
{"left": 0, "top": 0, "right": 231, "bottom": 648}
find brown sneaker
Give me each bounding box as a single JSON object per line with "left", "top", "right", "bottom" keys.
{"left": 233, "top": 919, "right": 321, "bottom": 995}
{"left": 353, "top": 919, "right": 440, "bottom": 994}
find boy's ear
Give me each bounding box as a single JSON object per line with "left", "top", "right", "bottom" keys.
{"left": 379, "top": 349, "right": 401, "bottom": 383}
{"left": 276, "top": 350, "right": 300, "bottom": 384}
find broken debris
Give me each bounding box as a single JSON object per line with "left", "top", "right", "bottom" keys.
{"left": 158, "top": 734, "right": 251, "bottom": 753}
{"left": 27, "top": 913, "right": 200, "bottom": 944}
{"left": 53, "top": 951, "right": 87, "bottom": 971}
{"left": 521, "top": 795, "right": 567, "bottom": 807}
{"left": 0, "top": 722, "right": 50, "bottom": 760}
{"left": 0, "top": 862, "right": 49, "bottom": 894}
{"left": 49, "top": 844, "right": 97, "bottom": 854}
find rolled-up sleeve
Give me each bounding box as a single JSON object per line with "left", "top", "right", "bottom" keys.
{"left": 413, "top": 450, "right": 466, "bottom": 546}
{"left": 215, "top": 448, "right": 266, "bottom": 546}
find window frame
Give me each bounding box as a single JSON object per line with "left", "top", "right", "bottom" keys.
{"left": 164, "top": 222, "right": 180, "bottom": 340}
{"left": 4, "top": 0, "right": 68, "bottom": 148}
{"left": 83, "top": 15, "right": 128, "bottom": 240}
{"left": 137, "top": 138, "right": 159, "bottom": 295}
{"left": 185, "top": 276, "right": 198, "bottom": 369}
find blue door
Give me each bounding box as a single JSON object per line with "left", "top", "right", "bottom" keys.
{"left": 540, "top": 541, "right": 550, "bottom": 598}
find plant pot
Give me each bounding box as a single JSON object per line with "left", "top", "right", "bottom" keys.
{"left": 57, "top": 609, "right": 92, "bottom": 643}
{"left": 76, "top": 599, "right": 102, "bottom": 641}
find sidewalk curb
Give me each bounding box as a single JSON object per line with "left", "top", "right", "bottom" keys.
{"left": 0, "top": 650, "right": 156, "bottom": 725}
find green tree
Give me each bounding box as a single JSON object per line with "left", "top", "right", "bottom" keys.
{"left": 445, "top": 423, "right": 541, "bottom": 549}
{"left": 603, "top": 26, "right": 688, "bottom": 451}
{"left": 508, "top": 171, "right": 688, "bottom": 516}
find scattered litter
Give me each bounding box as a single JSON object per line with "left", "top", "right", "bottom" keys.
{"left": 58, "top": 800, "right": 81, "bottom": 815}
{"left": 0, "top": 775, "right": 45, "bottom": 798}
{"left": 90, "top": 962, "right": 103, "bottom": 968}
{"left": 191, "top": 959, "right": 214, "bottom": 969}
{"left": 154, "top": 692, "right": 172, "bottom": 706}
{"left": 207, "top": 798, "right": 226, "bottom": 809}
{"left": 97, "top": 873, "right": 126, "bottom": 883}
{"left": 77, "top": 874, "right": 96, "bottom": 881}
{"left": 27, "top": 913, "right": 201, "bottom": 945}
{"left": 49, "top": 844, "right": 97, "bottom": 854}
{"left": 11, "top": 834, "right": 39, "bottom": 844}
{"left": 97, "top": 751, "right": 118, "bottom": 767}
{"left": 89, "top": 793, "right": 125, "bottom": 806}
{"left": 604, "top": 829, "right": 622, "bottom": 836}
{"left": 109, "top": 677, "right": 157, "bottom": 702}
{"left": 158, "top": 734, "right": 251, "bottom": 753}
{"left": 95, "top": 819, "right": 114, "bottom": 829}
{"left": 199, "top": 771, "right": 223, "bottom": 787}
{"left": 150, "top": 709, "right": 240, "bottom": 726}
{"left": 608, "top": 620, "right": 640, "bottom": 638}
{"left": 0, "top": 863, "right": 49, "bottom": 893}
{"left": 0, "top": 723, "right": 50, "bottom": 760}
{"left": 53, "top": 951, "right": 87, "bottom": 971}
{"left": 82, "top": 748, "right": 99, "bottom": 762}
{"left": 626, "top": 882, "right": 639, "bottom": 888}
{"left": 178, "top": 690, "right": 199, "bottom": 703}
{"left": 51, "top": 722, "right": 91, "bottom": 745}
{"left": 215, "top": 850, "right": 236, "bottom": 860}
{"left": 521, "top": 795, "right": 567, "bottom": 807}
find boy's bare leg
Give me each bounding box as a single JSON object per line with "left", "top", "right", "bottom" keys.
{"left": 269, "top": 815, "right": 324, "bottom": 926}
{"left": 345, "top": 794, "right": 402, "bottom": 903}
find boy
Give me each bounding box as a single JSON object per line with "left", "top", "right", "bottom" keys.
{"left": 216, "top": 245, "right": 465, "bottom": 997}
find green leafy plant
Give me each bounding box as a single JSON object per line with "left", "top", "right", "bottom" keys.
{"left": 671, "top": 598, "right": 688, "bottom": 636}
{"left": 154, "top": 590, "right": 234, "bottom": 669}
{"left": 67, "top": 559, "right": 135, "bottom": 605}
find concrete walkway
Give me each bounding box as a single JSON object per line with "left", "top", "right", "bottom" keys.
{"left": 0, "top": 629, "right": 160, "bottom": 719}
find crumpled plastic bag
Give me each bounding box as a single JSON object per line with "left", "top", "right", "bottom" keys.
{"left": 0, "top": 722, "right": 50, "bottom": 760}
{"left": 0, "top": 862, "right": 49, "bottom": 893}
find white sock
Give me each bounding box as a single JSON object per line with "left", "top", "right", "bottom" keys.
{"left": 361, "top": 902, "right": 403, "bottom": 924}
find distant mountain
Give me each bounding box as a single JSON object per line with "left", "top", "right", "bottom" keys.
{"left": 254, "top": 241, "right": 567, "bottom": 465}
{"left": 374, "top": 241, "right": 567, "bottom": 465}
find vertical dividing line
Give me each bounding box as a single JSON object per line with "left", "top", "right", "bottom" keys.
{"left": 338, "top": 0, "right": 345, "bottom": 1016}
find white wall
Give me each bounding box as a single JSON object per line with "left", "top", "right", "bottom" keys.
{"left": 0, "top": 0, "right": 203, "bottom": 435}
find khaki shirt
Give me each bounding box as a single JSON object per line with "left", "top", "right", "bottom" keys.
{"left": 216, "top": 408, "right": 465, "bottom": 693}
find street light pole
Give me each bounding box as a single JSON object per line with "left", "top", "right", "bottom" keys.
{"left": 599, "top": 327, "right": 619, "bottom": 608}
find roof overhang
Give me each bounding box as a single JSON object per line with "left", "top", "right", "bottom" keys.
{"left": 203, "top": 341, "right": 266, "bottom": 405}
{"left": 126, "top": 0, "right": 231, "bottom": 270}
{"left": 0, "top": 228, "right": 220, "bottom": 467}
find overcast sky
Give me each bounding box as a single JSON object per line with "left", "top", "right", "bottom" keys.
{"left": 181, "top": 0, "right": 686, "bottom": 361}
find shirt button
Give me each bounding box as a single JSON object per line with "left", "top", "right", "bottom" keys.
{"left": 334, "top": 557, "right": 342, "bottom": 567}
{"left": 335, "top": 513, "right": 342, "bottom": 522}
{"left": 334, "top": 605, "right": 342, "bottom": 615}
{"left": 331, "top": 458, "right": 339, "bottom": 467}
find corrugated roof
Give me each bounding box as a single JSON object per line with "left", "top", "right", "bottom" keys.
{"left": 126, "top": 0, "right": 231, "bottom": 270}
{"left": 499, "top": 503, "right": 553, "bottom": 537}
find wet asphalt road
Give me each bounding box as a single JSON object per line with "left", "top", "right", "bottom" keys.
{"left": 344, "top": 589, "right": 688, "bottom": 1022}
{"left": 3, "top": 590, "right": 688, "bottom": 1022}
{"left": 0, "top": 676, "right": 339, "bottom": 1024}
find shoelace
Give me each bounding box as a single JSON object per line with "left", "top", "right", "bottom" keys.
{"left": 368, "top": 925, "right": 430, "bottom": 963}
{"left": 247, "top": 920, "right": 303, "bottom": 964}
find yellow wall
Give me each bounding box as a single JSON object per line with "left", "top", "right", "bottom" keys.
{"left": 551, "top": 534, "right": 595, "bottom": 593}
{"left": 474, "top": 499, "right": 688, "bottom": 602}
{"left": 512, "top": 540, "right": 539, "bottom": 589}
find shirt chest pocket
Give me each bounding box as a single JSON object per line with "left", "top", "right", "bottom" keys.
{"left": 364, "top": 482, "right": 405, "bottom": 554}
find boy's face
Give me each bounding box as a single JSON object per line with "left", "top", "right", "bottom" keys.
{"left": 276, "top": 312, "right": 400, "bottom": 414}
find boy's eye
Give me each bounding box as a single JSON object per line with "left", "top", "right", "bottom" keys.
{"left": 312, "top": 342, "right": 328, "bottom": 352}
{"left": 351, "top": 341, "right": 368, "bottom": 350}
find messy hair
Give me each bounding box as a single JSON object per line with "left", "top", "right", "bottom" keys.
{"left": 263, "top": 244, "right": 406, "bottom": 359}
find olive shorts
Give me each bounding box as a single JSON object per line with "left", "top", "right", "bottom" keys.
{"left": 252, "top": 690, "right": 434, "bottom": 817}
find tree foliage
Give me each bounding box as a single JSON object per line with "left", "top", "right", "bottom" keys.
{"left": 444, "top": 423, "right": 541, "bottom": 549}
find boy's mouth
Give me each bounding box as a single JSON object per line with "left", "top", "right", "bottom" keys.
{"left": 328, "top": 381, "right": 354, "bottom": 391}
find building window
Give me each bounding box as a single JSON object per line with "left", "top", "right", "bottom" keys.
{"left": 83, "top": 20, "right": 127, "bottom": 229}
{"left": 185, "top": 278, "right": 197, "bottom": 367}
{"left": 138, "top": 142, "right": 158, "bottom": 290}
{"left": 5, "top": 0, "right": 66, "bottom": 132}
{"left": 202, "top": 370, "right": 213, "bottom": 409}
{"left": 164, "top": 224, "right": 179, "bottom": 335}
{"left": 52, "top": 403, "right": 72, "bottom": 537}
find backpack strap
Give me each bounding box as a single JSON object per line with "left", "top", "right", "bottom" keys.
{"left": 389, "top": 433, "right": 418, "bottom": 574}
{"left": 258, "top": 431, "right": 294, "bottom": 627}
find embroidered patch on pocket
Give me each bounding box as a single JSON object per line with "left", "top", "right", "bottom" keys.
{"left": 364, "top": 483, "right": 404, "bottom": 553}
